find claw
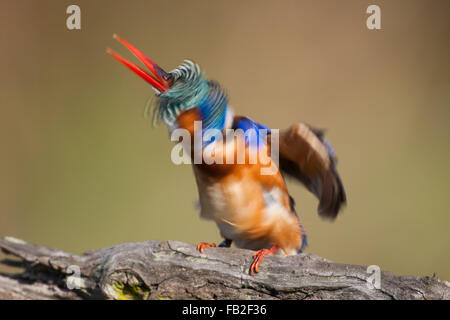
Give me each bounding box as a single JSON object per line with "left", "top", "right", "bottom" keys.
{"left": 196, "top": 242, "right": 216, "bottom": 254}
{"left": 250, "top": 245, "right": 278, "bottom": 275}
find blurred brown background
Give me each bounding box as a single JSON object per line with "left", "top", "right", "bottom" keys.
{"left": 0, "top": 0, "right": 449, "bottom": 280}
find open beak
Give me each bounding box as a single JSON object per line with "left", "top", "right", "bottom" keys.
{"left": 107, "top": 34, "right": 171, "bottom": 93}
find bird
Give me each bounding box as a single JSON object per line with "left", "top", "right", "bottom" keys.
{"left": 107, "top": 35, "right": 346, "bottom": 275}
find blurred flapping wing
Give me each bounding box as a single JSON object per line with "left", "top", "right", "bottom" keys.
{"left": 277, "top": 123, "right": 346, "bottom": 219}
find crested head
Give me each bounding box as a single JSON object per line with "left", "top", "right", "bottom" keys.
{"left": 153, "top": 60, "right": 208, "bottom": 126}
{"left": 153, "top": 60, "right": 229, "bottom": 133}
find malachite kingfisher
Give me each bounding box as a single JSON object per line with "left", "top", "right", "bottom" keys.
{"left": 108, "top": 35, "right": 346, "bottom": 275}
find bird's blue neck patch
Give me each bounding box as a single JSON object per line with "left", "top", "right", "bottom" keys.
{"left": 198, "top": 81, "right": 228, "bottom": 145}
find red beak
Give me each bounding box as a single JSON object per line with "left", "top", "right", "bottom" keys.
{"left": 107, "top": 34, "right": 170, "bottom": 93}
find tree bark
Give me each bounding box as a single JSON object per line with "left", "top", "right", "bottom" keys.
{"left": 0, "top": 236, "right": 448, "bottom": 300}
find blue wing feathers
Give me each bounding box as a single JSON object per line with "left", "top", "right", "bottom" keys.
{"left": 232, "top": 116, "right": 271, "bottom": 150}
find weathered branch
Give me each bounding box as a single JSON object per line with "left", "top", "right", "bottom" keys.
{"left": 0, "top": 236, "right": 448, "bottom": 300}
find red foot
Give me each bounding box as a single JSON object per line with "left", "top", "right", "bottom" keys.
{"left": 250, "top": 245, "right": 279, "bottom": 275}
{"left": 196, "top": 242, "right": 216, "bottom": 254}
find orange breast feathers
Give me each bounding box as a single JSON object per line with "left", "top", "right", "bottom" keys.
{"left": 175, "top": 109, "right": 304, "bottom": 255}
{"left": 194, "top": 165, "right": 304, "bottom": 255}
